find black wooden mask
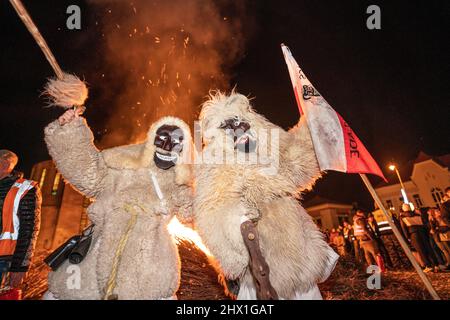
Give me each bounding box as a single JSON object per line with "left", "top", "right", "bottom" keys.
{"left": 219, "top": 116, "right": 256, "bottom": 153}
{"left": 153, "top": 125, "right": 184, "bottom": 169}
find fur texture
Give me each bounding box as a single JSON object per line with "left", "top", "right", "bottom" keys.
{"left": 194, "top": 91, "right": 338, "bottom": 299}
{"left": 44, "top": 115, "right": 193, "bottom": 300}
{"left": 43, "top": 73, "right": 88, "bottom": 108}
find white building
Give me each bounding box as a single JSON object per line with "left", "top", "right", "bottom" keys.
{"left": 303, "top": 196, "right": 353, "bottom": 230}
{"left": 375, "top": 152, "right": 450, "bottom": 211}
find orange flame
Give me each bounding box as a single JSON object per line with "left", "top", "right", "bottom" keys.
{"left": 168, "top": 217, "right": 212, "bottom": 256}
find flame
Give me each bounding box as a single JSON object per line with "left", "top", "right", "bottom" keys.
{"left": 168, "top": 217, "right": 211, "bottom": 256}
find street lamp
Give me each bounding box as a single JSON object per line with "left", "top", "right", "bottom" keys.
{"left": 388, "top": 164, "right": 409, "bottom": 204}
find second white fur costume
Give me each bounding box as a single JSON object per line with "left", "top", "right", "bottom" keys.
{"left": 194, "top": 92, "right": 338, "bottom": 300}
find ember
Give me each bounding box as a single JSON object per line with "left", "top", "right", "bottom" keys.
{"left": 88, "top": 0, "right": 252, "bottom": 149}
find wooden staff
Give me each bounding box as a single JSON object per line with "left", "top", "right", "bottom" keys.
{"left": 10, "top": 0, "right": 86, "bottom": 113}
{"left": 9, "top": 0, "right": 64, "bottom": 80}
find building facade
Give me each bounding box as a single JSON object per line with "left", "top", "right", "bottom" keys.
{"left": 375, "top": 152, "right": 450, "bottom": 212}
{"left": 304, "top": 196, "right": 353, "bottom": 230}
{"left": 30, "top": 160, "right": 90, "bottom": 254}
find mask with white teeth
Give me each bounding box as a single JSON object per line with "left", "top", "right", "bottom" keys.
{"left": 219, "top": 116, "right": 256, "bottom": 153}
{"left": 153, "top": 125, "right": 184, "bottom": 170}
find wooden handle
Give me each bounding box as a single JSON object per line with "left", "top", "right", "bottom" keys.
{"left": 240, "top": 220, "right": 278, "bottom": 300}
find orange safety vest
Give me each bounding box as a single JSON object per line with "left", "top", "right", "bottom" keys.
{"left": 0, "top": 179, "right": 37, "bottom": 257}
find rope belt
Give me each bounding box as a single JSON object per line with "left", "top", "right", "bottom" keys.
{"left": 103, "top": 204, "right": 138, "bottom": 300}
{"left": 103, "top": 172, "right": 167, "bottom": 300}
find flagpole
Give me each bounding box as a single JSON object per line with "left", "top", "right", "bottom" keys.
{"left": 359, "top": 173, "right": 441, "bottom": 300}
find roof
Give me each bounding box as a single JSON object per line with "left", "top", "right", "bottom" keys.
{"left": 303, "top": 195, "right": 352, "bottom": 209}
{"left": 376, "top": 151, "right": 450, "bottom": 188}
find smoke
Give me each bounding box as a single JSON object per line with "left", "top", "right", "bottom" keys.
{"left": 87, "top": 0, "right": 252, "bottom": 147}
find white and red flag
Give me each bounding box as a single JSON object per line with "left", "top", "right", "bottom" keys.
{"left": 281, "top": 44, "right": 386, "bottom": 181}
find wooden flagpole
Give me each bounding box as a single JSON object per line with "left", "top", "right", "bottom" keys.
{"left": 359, "top": 173, "right": 441, "bottom": 300}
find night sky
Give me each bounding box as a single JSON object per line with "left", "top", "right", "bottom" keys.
{"left": 0, "top": 0, "right": 449, "bottom": 209}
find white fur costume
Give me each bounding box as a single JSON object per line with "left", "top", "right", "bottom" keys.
{"left": 194, "top": 92, "right": 338, "bottom": 300}
{"left": 43, "top": 110, "right": 193, "bottom": 299}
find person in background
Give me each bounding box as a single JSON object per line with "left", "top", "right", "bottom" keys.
{"left": 421, "top": 207, "right": 446, "bottom": 268}
{"left": 329, "top": 228, "right": 339, "bottom": 247}
{"left": 0, "top": 150, "right": 41, "bottom": 298}
{"left": 439, "top": 187, "right": 450, "bottom": 224}
{"left": 353, "top": 210, "right": 383, "bottom": 270}
{"left": 343, "top": 221, "right": 354, "bottom": 256}
{"left": 351, "top": 224, "right": 362, "bottom": 263}
{"left": 429, "top": 208, "right": 450, "bottom": 270}
{"left": 400, "top": 203, "right": 439, "bottom": 273}
{"left": 334, "top": 229, "right": 347, "bottom": 256}
{"left": 367, "top": 213, "right": 393, "bottom": 268}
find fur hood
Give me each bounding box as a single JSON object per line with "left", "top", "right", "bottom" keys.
{"left": 101, "top": 116, "right": 193, "bottom": 185}
{"left": 199, "top": 91, "right": 302, "bottom": 174}
{"left": 200, "top": 91, "right": 284, "bottom": 144}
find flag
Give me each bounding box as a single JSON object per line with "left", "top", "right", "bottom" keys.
{"left": 281, "top": 44, "right": 386, "bottom": 181}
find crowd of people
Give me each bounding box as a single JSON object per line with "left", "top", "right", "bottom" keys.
{"left": 325, "top": 210, "right": 392, "bottom": 272}
{"left": 324, "top": 187, "right": 450, "bottom": 274}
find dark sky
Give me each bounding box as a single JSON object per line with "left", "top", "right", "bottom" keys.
{"left": 1, "top": 0, "right": 449, "bottom": 209}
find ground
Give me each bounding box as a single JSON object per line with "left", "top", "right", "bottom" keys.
{"left": 13, "top": 240, "right": 450, "bottom": 300}
{"left": 319, "top": 254, "right": 450, "bottom": 300}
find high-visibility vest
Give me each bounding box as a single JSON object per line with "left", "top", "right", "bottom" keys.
{"left": 402, "top": 215, "right": 423, "bottom": 227}
{"left": 353, "top": 221, "right": 366, "bottom": 237}
{"left": 0, "top": 179, "right": 37, "bottom": 257}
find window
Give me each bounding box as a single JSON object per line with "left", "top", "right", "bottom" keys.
{"left": 431, "top": 188, "right": 444, "bottom": 206}
{"left": 39, "top": 169, "right": 47, "bottom": 189}
{"left": 52, "top": 173, "right": 61, "bottom": 196}
{"left": 413, "top": 194, "right": 423, "bottom": 208}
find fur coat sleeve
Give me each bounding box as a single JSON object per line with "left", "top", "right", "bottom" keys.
{"left": 44, "top": 117, "right": 107, "bottom": 198}
{"left": 285, "top": 117, "right": 322, "bottom": 191}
